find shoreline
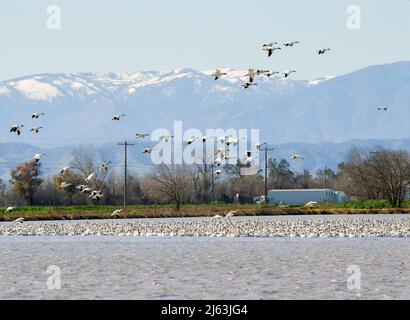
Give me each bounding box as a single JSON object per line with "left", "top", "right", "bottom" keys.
{"left": 1, "top": 206, "right": 410, "bottom": 222}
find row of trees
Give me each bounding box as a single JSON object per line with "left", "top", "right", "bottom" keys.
{"left": 1, "top": 147, "right": 409, "bottom": 209}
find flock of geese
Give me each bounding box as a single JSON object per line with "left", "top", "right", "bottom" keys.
{"left": 4, "top": 40, "right": 390, "bottom": 222}
{"left": 211, "top": 41, "right": 330, "bottom": 89}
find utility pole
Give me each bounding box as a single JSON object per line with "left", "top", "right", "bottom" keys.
{"left": 260, "top": 145, "right": 274, "bottom": 203}
{"left": 118, "top": 140, "right": 135, "bottom": 208}
{"left": 211, "top": 164, "right": 215, "bottom": 203}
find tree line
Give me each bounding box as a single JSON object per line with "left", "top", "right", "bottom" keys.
{"left": 1, "top": 147, "right": 409, "bottom": 209}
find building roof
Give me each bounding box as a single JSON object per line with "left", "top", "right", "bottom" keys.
{"left": 268, "top": 189, "right": 334, "bottom": 192}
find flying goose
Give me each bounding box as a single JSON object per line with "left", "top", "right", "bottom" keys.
{"left": 262, "top": 42, "right": 278, "bottom": 48}
{"left": 241, "top": 82, "right": 258, "bottom": 89}
{"left": 60, "top": 166, "right": 73, "bottom": 175}
{"left": 283, "top": 70, "right": 296, "bottom": 78}
{"left": 30, "top": 126, "right": 43, "bottom": 133}
{"left": 291, "top": 154, "right": 304, "bottom": 160}
{"left": 5, "top": 206, "right": 16, "bottom": 213}
{"left": 265, "top": 71, "right": 280, "bottom": 77}
{"left": 59, "top": 182, "right": 72, "bottom": 189}
{"left": 254, "top": 142, "right": 267, "bottom": 150}
{"left": 142, "top": 148, "right": 153, "bottom": 154}
{"left": 160, "top": 134, "right": 174, "bottom": 143}
{"left": 33, "top": 153, "right": 46, "bottom": 162}
{"left": 89, "top": 190, "right": 103, "bottom": 201}
{"left": 85, "top": 173, "right": 96, "bottom": 183}
{"left": 185, "top": 137, "right": 197, "bottom": 145}
{"left": 214, "top": 169, "right": 222, "bottom": 175}
{"left": 112, "top": 114, "right": 126, "bottom": 121}
{"left": 10, "top": 124, "right": 24, "bottom": 135}
{"left": 100, "top": 161, "right": 112, "bottom": 172}
{"left": 111, "top": 209, "right": 123, "bottom": 217}
{"left": 318, "top": 48, "right": 331, "bottom": 55}
{"left": 241, "top": 151, "right": 253, "bottom": 167}
{"left": 211, "top": 69, "right": 227, "bottom": 80}
{"left": 305, "top": 201, "right": 318, "bottom": 208}
{"left": 76, "top": 185, "right": 88, "bottom": 192}
{"left": 32, "top": 112, "right": 45, "bottom": 119}
{"left": 80, "top": 187, "right": 93, "bottom": 194}
{"left": 244, "top": 69, "right": 256, "bottom": 83}
{"left": 283, "top": 41, "right": 300, "bottom": 47}
{"left": 135, "top": 133, "right": 150, "bottom": 139}
{"left": 13, "top": 217, "right": 24, "bottom": 224}
{"left": 262, "top": 45, "right": 281, "bottom": 57}
{"left": 378, "top": 107, "right": 388, "bottom": 111}
{"left": 197, "top": 136, "right": 213, "bottom": 143}
{"left": 225, "top": 210, "right": 237, "bottom": 219}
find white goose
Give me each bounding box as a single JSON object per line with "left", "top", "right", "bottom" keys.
{"left": 5, "top": 206, "right": 16, "bottom": 213}
{"left": 32, "top": 112, "right": 45, "bottom": 119}
{"left": 283, "top": 41, "right": 300, "bottom": 47}
{"left": 283, "top": 70, "right": 296, "bottom": 78}
{"left": 10, "top": 124, "right": 24, "bottom": 135}
{"left": 142, "top": 147, "right": 153, "bottom": 154}
{"left": 241, "top": 82, "right": 257, "bottom": 89}
{"left": 30, "top": 126, "right": 43, "bottom": 133}
{"left": 317, "top": 48, "right": 331, "bottom": 55}
{"left": 378, "top": 107, "right": 388, "bottom": 111}
{"left": 241, "top": 151, "right": 253, "bottom": 167}
{"left": 111, "top": 209, "right": 123, "bottom": 217}
{"left": 112, "top": 114, "right": 126, "bottom": 121}
{"left": 59, "top": 182, "right": 72, "bottom": 189}
{"left": 76, "top": 185, "right": 88, "bottom": 192}
{"left": 262, "top": 44, "right": 281, "bottom": 57}
{"left": 214, "top": 169, "right": 222, "bottom": 175}
{"left": 13, "top": 217, "right": 24, "bottom": 224}
{"left": 185, "top": 137, "right": 197, "bottom": 145}
{"left": 100, "top": 161, "right": 112, "bottom": 172}
{"left": 291, "top": 154, "right": 304, "bottom": 160}
{"left": 160, "top": 134, "right": 173, "bottom": 143}
{"left": 33, "top": 153, "right": 46, "bottom": 162}
{"left": 211, "top": 69, "right": 227, "bottom": 81}
{"left": 60, "top": 166, "right": 73, "bottom": 175}
{"left": 244, "top": 69, "right": 256, "bottom": 83}
{"left": 85, "top": 173, "right": 96, "bottom": 183}
{"left": 135, "top": 133, "right": 150, "bottom": 139}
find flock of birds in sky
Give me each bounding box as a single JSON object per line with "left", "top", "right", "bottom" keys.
{"left": 210, "top": 41, "right": 330, "bottom": 89}
{"left": 5, "top": 40, "right": 391, "bottom": 219}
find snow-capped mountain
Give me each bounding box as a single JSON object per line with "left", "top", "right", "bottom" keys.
{"left": 0, "top": 61, "right": 409, "bottom": 148}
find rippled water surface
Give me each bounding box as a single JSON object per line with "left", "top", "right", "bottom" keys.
{"left": 1, "top": 225, "right": 409, "bottom": 299}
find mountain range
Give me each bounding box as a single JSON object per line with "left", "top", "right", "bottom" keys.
{"left": 0, "top": 61, "right": 409, "bottom": 181}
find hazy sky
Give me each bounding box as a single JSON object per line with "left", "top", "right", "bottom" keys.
{"left": 0, "top": 0, "right": 409, "bottom": 81}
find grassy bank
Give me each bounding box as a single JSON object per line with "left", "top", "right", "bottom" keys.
{"left": 1, "top": 201, "right": 410, "bottom": 222}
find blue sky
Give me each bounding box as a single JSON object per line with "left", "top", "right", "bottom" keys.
{"left": 0, "top": 0, "right": 409, "bottom": 81}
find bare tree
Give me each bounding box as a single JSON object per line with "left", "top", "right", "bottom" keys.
{"left": 148, "top": 164, "right": 190, "bottom": 211}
